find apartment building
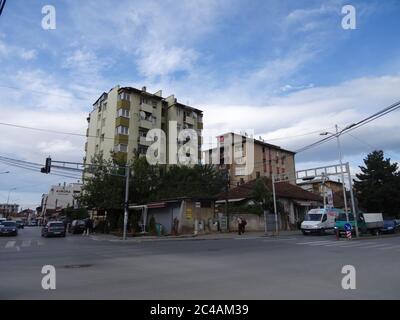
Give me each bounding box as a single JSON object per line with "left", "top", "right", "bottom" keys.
{"left": 84, "top": 86, "right": 203, "bottom": 166}
{"left": 0, "top": 203, "right": 19, "bottom": 217}
{"left": 204, "top": 132, "right": 296, "bottom": 186}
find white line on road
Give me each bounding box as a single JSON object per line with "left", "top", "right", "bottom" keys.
{"left": 21, "top": 240, "right": 31, "bottom": 247}
{"left": 359, "top": 244, "right": 388, "bottom": 249}
{"left": 296, "top": 240, "right": 333, "bottom": 245}
{"left": 337, "top": 242, "right": 377, "bottom": 248}
{"left": 378, "top": 245, "right": 400, "bottom": 250}
{"left": 5, "top": 241, "right": 16, "bottom": 248}
{"left": 37, "top": 240, "right": 44, "bottom": 246}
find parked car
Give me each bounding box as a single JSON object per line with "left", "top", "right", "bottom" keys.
{"left": 41, "top": 221, "right": 66, "bottom": 237}
{"left": 381, "top": 219, "right": 397, "bottom": 234}
{"left": 69, "top": 220, "right": 86, "bottom": 234}
{"left": 0, "top": 221, "right": 18, "bottom": 236}
{"left": 28, "top": 220, "right": 38, "bottom": 226}
{"left": 301, "top": 208, "right": 343, "bottom": 235}
{"left": 15, "top": 220, "right": 25, "bottom": 229}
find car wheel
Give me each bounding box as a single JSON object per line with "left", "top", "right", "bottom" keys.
{"left": 319, "top": 228, "right": 325, "bottom": 235}
{"left": 301, "top": 230, "right": 308, "bottom": 235}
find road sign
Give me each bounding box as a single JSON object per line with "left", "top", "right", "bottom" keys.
{"left": 344, "top": 223, "right": 352, "bottom": 231}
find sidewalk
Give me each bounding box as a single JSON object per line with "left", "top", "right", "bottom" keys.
{"left": 89, "top": 230, "right": 302, "bottom": 243}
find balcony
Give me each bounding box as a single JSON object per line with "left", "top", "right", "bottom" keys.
{"left": 140, "top": 102, "right": 154, "bottom": 114}
{"left": 197, "top": 122, "right": 203, "bottom": 130}
{"left": 139, "top": 136, "right": 152, "bottom": 146}
{"left": 115, "top": 134, "right": 129, "bottom": 145}
{"left": 139, "top": 119, "right": 154, "bottom": 130}
{"left": 117, "top": 100, "right": 130, "bottom": 110}
{"left": 184, "top": 116, "right": 195, "bottom": 126}
{"left": 84, "top": 142, "right": 88, "bottom": 151}
{"left": 115, "top": 117, "right": 129, "bottom": 128}
{"left": 113, "top": 151, "right": 127, "bottom": 164}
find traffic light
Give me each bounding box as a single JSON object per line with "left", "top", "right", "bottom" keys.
{"left": 41, "top": 157, "right": 51, "bottom": 174}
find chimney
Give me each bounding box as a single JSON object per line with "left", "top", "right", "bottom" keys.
{"left": 142, "top": 86, "right": 147, "bottom": 92}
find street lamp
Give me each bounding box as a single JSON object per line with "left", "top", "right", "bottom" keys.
{"left": 6, "top": 187, "right": 17, "bottom": 218}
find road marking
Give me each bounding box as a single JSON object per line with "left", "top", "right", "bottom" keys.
{"left": 5, "top": 241, "right": 16, "bottom": 248}
{"left": 21, "top": 240, "right": 31, "bottom": 247}
{"left": 337, "top": 242, "right": 377, "bottom": 248}
{"left": 296, "top": 240, "right": 333, "bottom": 245}
{"left": 378, "top": 245, "right": 400, "bottom": 250}
{"left": 359, "top": 244, "right": 388, "bottom": 249}
{"left": 37, "top": 240, "right": 44, "bottom": 246}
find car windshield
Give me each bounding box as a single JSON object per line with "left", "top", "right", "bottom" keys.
{"left": 304, "top": 214, "right": 322, "bottom": 221}
{"left": 49, "top": 223, "right": 64, "bottom": 227}
{"left": 338, "top": 213, "right": 354, "bottom": 221}
{"left": 2, "top": 222, "right": 16, "bottom": 227}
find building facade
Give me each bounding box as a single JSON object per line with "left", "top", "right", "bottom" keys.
{"left": 0, "top": 203, "right": 19, "bottom": 217}
{"left": 84, "top": 86, "right": 203, "bottom": 166}
{"left": 41, "top": 182, "right": 82, "bottom": 217}
{"left": 204, "top": 133, "right": 296, "bottom": 186}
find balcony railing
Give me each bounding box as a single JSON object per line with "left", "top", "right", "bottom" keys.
{"left": 140, "top": 102, "right": 154, "bottom": 114}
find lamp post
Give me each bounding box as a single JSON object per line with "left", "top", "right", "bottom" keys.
{"left": 320, "top": 125, "right": 351, "bottom": 220}
{"left": 320, "top": 124, "right": 359, "bottom": 237}
{"left": 6, "top": 187, "right": 17, "bottom": 218}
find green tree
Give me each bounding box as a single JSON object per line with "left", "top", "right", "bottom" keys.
{"left": 354, "top": 150, "right": 400, "bottom": 216}
{"left": 78, "top": 155, "right": 125, "bottom": 210}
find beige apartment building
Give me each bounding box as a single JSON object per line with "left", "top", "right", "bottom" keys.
{"left": 204, "top": 132, "right": 296, "bottom": 186}
{"left": 84, "top": 86, "right": 203, "bottom": 166}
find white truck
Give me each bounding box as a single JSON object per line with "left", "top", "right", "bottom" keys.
{"left": 301, "top": 208, "right": 342, "bottom": 235}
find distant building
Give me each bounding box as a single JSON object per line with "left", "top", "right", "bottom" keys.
{"left": 41, "top": 182, "right": 82, "bottom": 218}
{"left": 0, "top": 203, "right": 19, "bottom": 217}
{"left": 297, "top": 179, "right": 348, "bottom": 209}
{"left": 203, "top": 132, "right": 296, "bottom": 187}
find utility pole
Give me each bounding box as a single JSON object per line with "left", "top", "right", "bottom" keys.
{"left": 271, "top": 175, "right": 278, "bottom": 235}
{"left": 122, "top": 165, "right": 130, "bottom": 240}
{"left": 335, "top": 125, "right": 349, "bottom": 222}
{"left": 347, "top": 163, "right": 359, "bottom": 237}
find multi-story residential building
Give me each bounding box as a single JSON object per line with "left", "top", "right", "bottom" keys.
{"left": 204, "top": 132, "right": 296, "bottom": 186}
{"left": 84, "top": 85, "right": 203, "bottom": 166}
{"left": 0, "top": 203, "right": 19, "bottom": 217}
{"left": 40, "top": 182, "right": 82, "bottom": 217}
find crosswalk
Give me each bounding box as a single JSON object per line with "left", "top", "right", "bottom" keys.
{"left": 1, "top": 239, "right": 44, "bottom": 250}
{"left": 295, "top": 239, "right": 400, "bottom": 251}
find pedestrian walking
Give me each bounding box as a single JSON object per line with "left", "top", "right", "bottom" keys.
{"left": 237, "top": 216, "right": 243, "bottom": 235}
{"left": 241, "top": 217, "right": 247, "bottom": 233}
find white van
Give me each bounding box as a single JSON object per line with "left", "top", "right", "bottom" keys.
{"left": 301, "top": 208, "right": 342, "bottom": 235}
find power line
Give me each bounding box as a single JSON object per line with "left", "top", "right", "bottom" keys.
{"left": 295, "top": 100, "right": 400, "bottom": 153}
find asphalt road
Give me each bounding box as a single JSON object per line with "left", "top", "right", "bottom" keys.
{"left": 1, "top": 227, "right": 400, "bottom": 299}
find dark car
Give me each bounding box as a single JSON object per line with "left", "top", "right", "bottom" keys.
{"left": 69, "top": 220, "right": 86, "bottom": 234}
{"left": 15, "top": 220, "right": 25, "bottom": 229}
{"left": 0, "top": 221, "right": 18, "bottom": 236}
{"left": 381, "top": 219, "right": 397, "bottom": 234}
{"left": 41, "top": 221, "right": 66, "bottom": 237}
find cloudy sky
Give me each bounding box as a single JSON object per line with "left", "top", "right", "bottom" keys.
{"left": 0, "top": 0, "right": 399, "bottom": 209}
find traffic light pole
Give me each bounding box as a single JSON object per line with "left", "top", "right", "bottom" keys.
{"left": 122, "top": 165, "right": 130, "bottom": 240}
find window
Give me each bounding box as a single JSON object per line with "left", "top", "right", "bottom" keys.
{"left": 118, "top": 108, "right": 130, "bottom": 118}
{"left": 139, "top": 129, "right": 148, "bottom": 138}
{"left": 96, "top": 129, "right": 100, "bottom": 137}
{"left": 256, "top": 171, "right": 260, "bottom": 178}
{"left": 100, "top": 134, "right": 105, "bottom": 142}
{"left": 119, "top": 92, "right": 130, "bottom": 101}
{"left": 152, "top": 100, "right": 157, "bottom": 108}
{"left": 115, "top": 144, "right": 128, "bottom": 153}
{"left": 138, "top": 145, "right": 148, "bottom": 155}
{"left": 101, "top": 118, "right": 106, "bottom": 126}
{"left": 115, "top": 126, "right": 129, "bottom": 135}
{"left": 235, "top": 166, "right": 246, "bottom": 176}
